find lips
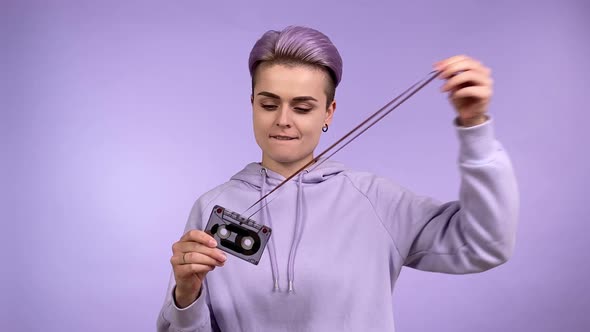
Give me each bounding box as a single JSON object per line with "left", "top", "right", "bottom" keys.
{"left": 269, "top": 135, "right": 298, "bottom": 141}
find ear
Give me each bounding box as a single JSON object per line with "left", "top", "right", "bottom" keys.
{"left": 324, "top": 100, "right": 336, "bottom": 125}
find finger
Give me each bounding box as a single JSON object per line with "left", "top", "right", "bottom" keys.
{"left": 435, "top": 54, "right": 469, "bottom": 68}
{"left": 436, "top": 54, "right": 488, "bottom": 75}
{"left": 172, "top": 243, "right": 227, "bottom": 263}
{"left": 184, "top": 251, "right": 226, "bottom": 266}
{"left": 170, "top": 253, "right": 224, "bottom": 268}
{"left": 441, "top": 71, "right": 493, "bottom": 92}
{"left": 180, "top": 229, "right": 218, "bottom": 247}
{"left": 172, "top": 242, "right": 227, "bottom": 262}
{"left": 171, "top": 251, "right": 226, "bottom": 267}
{"left": 439, "top": 62, "right": 491, "bottom": 80}
{"left": 172, "top": 241, "right": 202, "bottom": 254}
{"left": 175, "top": 263, "right": 216, "bottom": 278}
{"left": 450, "top": 86, "right": 492, "bottom": 100}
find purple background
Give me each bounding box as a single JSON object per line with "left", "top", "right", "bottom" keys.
{"left": 3, "top": 1, "right": 589, "bottom": 331}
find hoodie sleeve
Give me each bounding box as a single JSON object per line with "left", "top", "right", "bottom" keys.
{"left": 156, "top": 274, "right": 213, "bottom": 332}
{"left": 370, "top": 118, "right": 519, "bottom": 274}
{"left": 156, "top": 197, "right": 218, "bottom": 331}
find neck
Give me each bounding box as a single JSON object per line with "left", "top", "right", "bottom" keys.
{"left": 260, "top": 155, "right": 314, "bottom": 179}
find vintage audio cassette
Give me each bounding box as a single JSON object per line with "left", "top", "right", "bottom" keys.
{"left": 205, "top": 205, "right": 272, "bottom": 265}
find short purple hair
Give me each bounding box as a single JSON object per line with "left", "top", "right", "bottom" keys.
{"left": 248, "top": 26, "right": 343, "bottom": 105}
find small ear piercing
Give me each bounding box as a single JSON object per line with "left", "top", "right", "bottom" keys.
{"left": 322, "top": 124, "right": 329, "bottom": 132}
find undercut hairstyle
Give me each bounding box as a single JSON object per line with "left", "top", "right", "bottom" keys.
{"left": 248, "top": 26, "right": 343, "bottom": 107}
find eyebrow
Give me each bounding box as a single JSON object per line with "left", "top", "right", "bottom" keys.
{"left": 257, "top": 91, "right": 318, "bottom": 102}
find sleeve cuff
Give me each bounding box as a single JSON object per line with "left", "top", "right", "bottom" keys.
{"left": 163, "top": 285, "right": 210, "bottom": 330}
{"left": 454, "top": 116, "right": 497, "bottom": 163}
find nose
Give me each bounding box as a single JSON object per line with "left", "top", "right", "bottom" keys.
{"left": 275, "top": 107, "right": 292, "bottom": 128}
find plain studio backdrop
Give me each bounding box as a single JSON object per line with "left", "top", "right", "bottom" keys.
{"left": 1, "top": 1, "right": 588, "bottom": 331}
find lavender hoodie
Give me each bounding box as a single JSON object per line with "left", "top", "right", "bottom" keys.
{"left": 157, "top": 119, "right": 519, "bottom": 332}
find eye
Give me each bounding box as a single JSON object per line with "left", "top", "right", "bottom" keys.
{"left": 294, "top": 107, "right": 312, "bottom": 113}
{"left": 261, "top": 104, "right": 278, "bottom": 110}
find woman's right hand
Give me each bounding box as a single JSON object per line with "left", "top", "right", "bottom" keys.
{"left": 170, "top": 230, "right": 227, "bottom": 308}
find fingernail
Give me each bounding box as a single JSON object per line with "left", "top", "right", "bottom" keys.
{"left": 220, "top": 253, "right": 227, "bottom": 262}
{"left": 209, "top": 239, "right": 217, "bottom": 247}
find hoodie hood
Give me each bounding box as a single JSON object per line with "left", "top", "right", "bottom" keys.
{"left": 230, "top": 159, "right": 347, "bottom": 186}
{"left": 229, "top": 159, "right": 346, "bottom": 293}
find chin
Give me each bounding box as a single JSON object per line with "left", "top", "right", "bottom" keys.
{"left": 267, "top": 151, "right": 310, "bottom": 165}
{"left": 272, "top": 156, "right": 303, "bottom": 165}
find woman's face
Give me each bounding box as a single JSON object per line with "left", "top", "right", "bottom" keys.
{"left": 251, "top": 64, "right": 336, "bottom": 174}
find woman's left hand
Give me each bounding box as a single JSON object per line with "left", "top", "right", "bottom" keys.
{"left": 435, "top": 55, "right": 493, "bottom": 127}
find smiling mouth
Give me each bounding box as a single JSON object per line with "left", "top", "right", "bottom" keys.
{"left": 270, "top": 135, "right": 298, "bottom": 141}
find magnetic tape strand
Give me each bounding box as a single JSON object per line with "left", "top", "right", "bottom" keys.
{"left": 306, "top": 70, "right": 440, "bottom": 173}
{"left": 243, "top": 69, "right": 440, "bottom": 218}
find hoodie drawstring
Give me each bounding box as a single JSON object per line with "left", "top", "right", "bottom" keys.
{"left": 259, "top": 168, "right": 307, "bottom": 293}
{"left": 287, "top": 173, "right": 306, "bottom": 293}
{"left": 260, "top": 169, "right": 281, "bottom": 291}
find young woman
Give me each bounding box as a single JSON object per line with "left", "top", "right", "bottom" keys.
{"left": 157, "top": 26, "right": 518, "bottom": 332}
